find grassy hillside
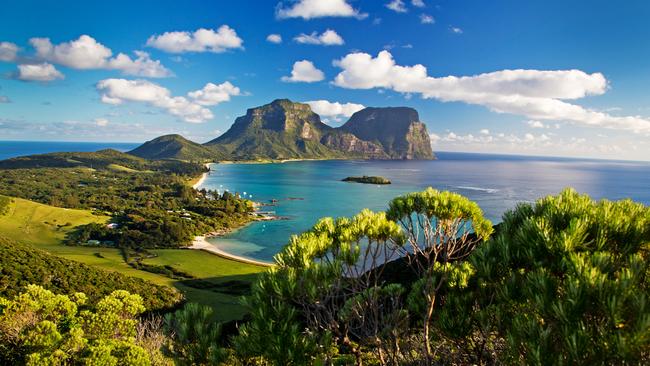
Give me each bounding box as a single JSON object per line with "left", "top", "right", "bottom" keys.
{"left": 0, "top": 195, "right": 264, "bottom": 320}
{"left": 129, "top": 134, "right": 223, "bottom": 161}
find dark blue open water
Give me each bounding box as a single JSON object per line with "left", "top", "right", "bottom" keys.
{"left": 200, "top": 153, "right": 650, "bottom": 261}
{"left": 0, "top": 141, "right": 139, "bottom": 160}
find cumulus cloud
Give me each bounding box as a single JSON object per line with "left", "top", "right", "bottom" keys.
{"left": 29, "top": 35, "right": 171, "bottom": 77}
{"left": 94, "top": 118, "right": 109, "bottom": 127}
{"left": 294, "top": 29, "right": 344, "bottom": 46}
{"left": 96, "top": 79, "right": 241, "bottom": 123}
{"left": 146, "top": 26, "right": 243, "bottom": 53}
{"left": 187, "top": 81, "right": 241, "bottom": 106}
{"left": 276, "top": 0, "right": 367, "bottom": 19}
{"left": 386, "top": 0, "right": 407, "bottom": 13}
{"left": 420, "top": 14, "right": 435, "bottom": 24}
{"left": 305, "top": 100, "right": 364, "bottom": 121}
{"left": 0, "top": 42, "right": 19, "bottom": 62}
{"left": 281, "top": 60, "right": 324, "bottom": 83}
{"left": 332, "top": 50, "right": 650, "bottom": 134}
{"left": 412, "top": 0, "right": 425, "bottom": 7}
{"left": 527, "top": 120, "right": 548, "bottom": 129}
{"left": 266, "top": 34, "right": 283, "bottom": 44}
{"left": 17, "top": 63, "right": 64, "bottom": 82}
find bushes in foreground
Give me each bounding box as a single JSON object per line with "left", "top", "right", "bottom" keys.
{"left": 237, "top": 188, "right": 649, "bottom": 365}
{"left": 1, "top": 188, "right": 648, "bottom": 365}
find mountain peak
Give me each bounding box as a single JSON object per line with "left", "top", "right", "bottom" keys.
{"left": 129, "top": 134, "right": 219, "bottom": 161}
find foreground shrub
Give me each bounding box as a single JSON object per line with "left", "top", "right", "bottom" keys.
{"left": 0, "top": 285, "right": 156, "bottom": 365}
{"left": 448, "top": 189, "right": 649, "bottom": 365}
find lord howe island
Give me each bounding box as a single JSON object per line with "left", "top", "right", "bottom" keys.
{"left": 1, "top": 2, "right": 649, "bottom": 366}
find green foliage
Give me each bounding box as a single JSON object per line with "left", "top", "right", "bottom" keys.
{"left": 164, "top": 303, "right": 226, "bottom": 365}
{"left": 0, "top": 153, "right": 252, "bottom": 250}
{"left": 0, "top": 236, "right": 182, "bottom": 311}
{"left": 236, "top": 209, "right": 406, "bottom": 364}
{"left": 0, "top": 196, "right": 10, "bottom": 215}
{"left": 449, "top": 188, "right": 650, "bottom": 365}
{"left": 0, "top": 285, "right": 153, "bottom": 365}
{"left": 129, "top": 134, "right": 223, "bottom": 161}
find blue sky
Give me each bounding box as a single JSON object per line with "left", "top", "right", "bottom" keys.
{"left": 1, "top": 0, "right": 649, "bottom": 160}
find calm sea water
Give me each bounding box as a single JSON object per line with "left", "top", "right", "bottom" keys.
{"left": 201, "top": 153, "right": 650, "bottom": 261}
{"left": 0, "top": 141, "right": 139, "bottom": 160}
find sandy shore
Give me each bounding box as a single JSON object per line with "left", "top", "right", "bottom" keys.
{"left": 192, "top": 163, "right": 212, "bottom": 189}
{"left": 190, "top": 235, "right": 272, "bottom": 267}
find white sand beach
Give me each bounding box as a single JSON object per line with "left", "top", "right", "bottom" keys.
{"left": 190, "top": 235, "right": 272, "bottom": 267}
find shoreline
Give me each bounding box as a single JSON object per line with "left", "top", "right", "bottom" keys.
{"left": 190, "top": 162, "right": 273, "bottom": 268}
{"left": 189, "top": 235, "right": 272, "bottom": 267}
{"left": 191, "top": 163, "right": 211, "bottom": 189}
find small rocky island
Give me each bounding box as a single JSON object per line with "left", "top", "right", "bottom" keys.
{"left": 342, "top": 176, "right": 391, "bottom": 185}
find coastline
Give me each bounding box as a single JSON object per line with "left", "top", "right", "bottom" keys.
{"left": 190, "top": 162, "right": 273, "bottom": 267}
{"left": 191, "top": 163, "right": 212, "bottom": 189}
{"left": 190, "top": 235, "right": 272, "bottom": 267}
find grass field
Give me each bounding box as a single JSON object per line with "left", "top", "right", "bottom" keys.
{"left": 0, "top": 195, "right": 266, "bottom": 320}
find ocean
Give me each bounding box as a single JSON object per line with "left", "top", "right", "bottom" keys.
{"left": 200, "top": 153, "right": 650, "bottom": 261}
{"left": 0, "top": 141, "right": 140, "bottom": 160}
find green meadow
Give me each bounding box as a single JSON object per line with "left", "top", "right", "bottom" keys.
{"left": 0, "top": 195, "right": 265, "bottom": 321}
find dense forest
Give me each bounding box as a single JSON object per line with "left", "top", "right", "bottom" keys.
{"left": 0, "top": 150, "right": 253, "bottom": 250}
{"left": 1, "top": 188, "right": 647, "bottom": 365}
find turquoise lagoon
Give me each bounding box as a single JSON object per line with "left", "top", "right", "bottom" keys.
{"left": 199, "top": 152, "right": 650, "bottom": 262}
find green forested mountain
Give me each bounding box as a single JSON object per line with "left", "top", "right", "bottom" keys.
{"left": 129, "top": 134, "right": 225, "bottom": 161}
{"left": 130, "top": 99, "right": 435, "bottom": 161}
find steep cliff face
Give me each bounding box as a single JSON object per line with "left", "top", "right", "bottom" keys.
{"left": 320, "top": 131, "right": 387, "bottom": 159}
{"left": 205, "top": 99, "right": 344, "bottom": 160}
{"left": 130, "top": 100, "right": 435, "bottom": 161}
{"left": 340, "top": 107, "right": 434, "bottom": 160}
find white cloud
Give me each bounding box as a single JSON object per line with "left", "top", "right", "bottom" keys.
{"left": 386, "top": 0, "right": 407, "bottom": 13}
{"left": 146, "top": 26, "right": 243, "bottom": 53}
{"left": 0, "top": 96, "right": 10, "bottom": 103}
{"left": 95, "top": 118, "right": 109, "bottom": 127}
{"left": 281, "top": 60, "right": 324, "bottom": 83}
{"left": 480, "top": 129, "right": 490, "bottom": 135}
{"left": 30, "top": 35, "right": 171, "bottom": 77}
{"left": 294, "top": 29, "right": 344, "bottom": 46}
{"left": 527, "top": 120, "right": 547, "bottom": 129}
{"left": 420, "top": 14, "right": 435, "bottom": 24}
{"left": 96, "top": 78, "right": 243, "bottom": 123}
{"left": 332, "top": 50, "right": 650, "bottom": 134}
{"left": 0, "top": 42, "right": 19, "bottom": 62}
{"left": 305, "top": 100, "right": 365, "bottom": 120}
{"left": 266, "top": 34, "right": 283, "bottom": 44}
{"left": 17, "top": 63, "right": 64, "bottom": 82}
{"left": 412, "top": 0, "right": 425, "bottom": 7}
{"left": 450, "top": 26, "right": 463, "bottom": 34}
{"left": 187, "top": 81, "right": 241, "bottom": 106}
{"left": 276, "top": 0, "right": 366, "bottom": 20}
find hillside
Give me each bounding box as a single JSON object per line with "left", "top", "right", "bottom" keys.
{"left": 130, "top": 99, "right": 435, "bottom": 161}
{"left": 0, "top": 235, "right": 182, "bottom": 311}
{"left": 129, "top": 134, "right": 223, "bottom": 161}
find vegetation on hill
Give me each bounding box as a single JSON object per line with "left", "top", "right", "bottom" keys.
{"left": 0, "top": 236, "right": 182, "bottom": 311}
{"left": 342, "top": 175, "right": 392, "bottom": 184}
{"left": 0, "top": 151, "right": 252, "bottom": 250}
{"left": 129, "top": 134, "right": 224, "bottom": 161}
{"left": 130, "top": 99, "right": 435, "bottom": 161}
{"left": 0, "top": 188, "right": 647, "bottom": 364}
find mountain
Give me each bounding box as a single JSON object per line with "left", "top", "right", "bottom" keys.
{"left": 205, "top": 99, "right": 346, "bottom": 160}
{"left": 129, "top": 134, "right": 222, "bottom": 161}
{"left": 130, "top": 99, "right": 434, "bottom": 161}
{"left": 339, "top": 107, "right": 434, "bottom": 160}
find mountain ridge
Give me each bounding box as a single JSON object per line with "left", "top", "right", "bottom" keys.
{"left": 129, "top": 99, "right": 435, "bottom": 161}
